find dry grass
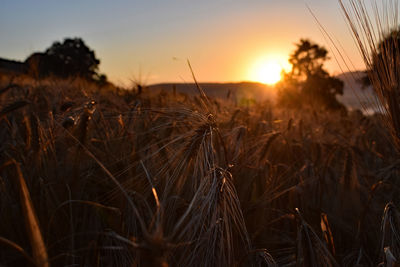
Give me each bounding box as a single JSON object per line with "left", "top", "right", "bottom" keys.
{"left": 339, "top": 0, "right": 400, "bottom": 152}
{"left": 0, "top": 51, "right": 400, "bottom": 266}
{"left": 339, "top": 1, "right": 400, "bottom": 264}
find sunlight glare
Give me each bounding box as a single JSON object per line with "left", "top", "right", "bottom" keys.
{"left": 248, "top": 55, "right": 291, "bottom": 85}
{"left": 256, "top": 61, "right": 282, "bottom": 85}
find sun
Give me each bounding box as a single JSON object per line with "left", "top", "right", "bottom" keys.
{"left": 255, "top": 61, "right": 283, "bottom": 85}
{"left": 248, "top": 55, "right": 290, "bottom": 85}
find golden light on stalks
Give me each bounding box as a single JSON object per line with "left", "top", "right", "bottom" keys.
{"left": 12, "top": 160, "right": 49, "bottom": 267}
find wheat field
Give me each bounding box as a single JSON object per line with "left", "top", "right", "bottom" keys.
{"left": 2, "top": 0, "right": 400, "bottom": 265}
{"left": 0, "top": 72, "right": 399, "bottom": 267}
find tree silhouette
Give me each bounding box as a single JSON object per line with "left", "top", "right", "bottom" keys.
{"left": 289, "top": 39, "right": 328, "bottom": 79}
{"left": 278, "top": 39, "right": 344, "bottom": 110}
{"left": 25, "top": 38, "right": 101, "bottom": 80}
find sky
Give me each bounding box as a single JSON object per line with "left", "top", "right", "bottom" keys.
{"left": 0, "top": 0, "right": 365, "bottom": 85}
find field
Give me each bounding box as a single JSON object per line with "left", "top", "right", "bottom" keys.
{"left": 0, "top": 73, "right": 399, "bottom": 267}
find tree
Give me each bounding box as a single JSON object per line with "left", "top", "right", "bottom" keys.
{"left": 25, "top": 38, "right": 101, "bottom": 80}
{"left": 289, "top": 39, "right": 328, "bottom": 79}
{"left": 278, "top": 39, "right": 344, "bottom": 110}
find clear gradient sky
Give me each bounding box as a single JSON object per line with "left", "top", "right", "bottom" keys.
{"left": 0, "top": 0, "right": 365, "bottom": 85}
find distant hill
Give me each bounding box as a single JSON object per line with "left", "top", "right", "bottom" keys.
{"left": 0, "top": 58, "right": 26, "bottom": 75}
{"left": 148, "top": 73, "right": 377, "bottom": 111}
{"left": 147, "top": 82, "right": 276, "bottom": 103}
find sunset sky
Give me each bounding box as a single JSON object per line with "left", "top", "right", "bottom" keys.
{"left": 0, "top": 0, "right": 365, "bottom": 85}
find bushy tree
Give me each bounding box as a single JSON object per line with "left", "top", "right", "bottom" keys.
{"left": 289, "top": 39, "right": 328, "bottom": 79}
{"left": 278, "top": 39, "right": 344, "bottom": 110}
{"left": 25, "top": 38, "right": 102, "bottom": 80}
